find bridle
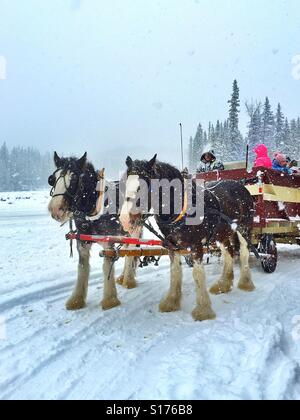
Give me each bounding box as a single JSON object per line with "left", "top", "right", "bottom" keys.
{"left": 48, "top": 168, "right": 82, "bottom": 203}
{"left": 49, "top": 164, "right": 105, "bottom": 220}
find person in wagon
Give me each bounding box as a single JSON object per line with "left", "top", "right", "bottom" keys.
{"left": 272, "top": 152, "right": 293, "bottom": 175}
{"left": 253, "top": 144, "right": 272, "bottom": 168}
{"left": 197, "top": 149, "right": 224, "bottom": 173}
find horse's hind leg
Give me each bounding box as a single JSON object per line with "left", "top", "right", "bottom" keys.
{"left": 66, "top": 241, "right": 91, "bottom": 311}
{"left": 117, "top": 257, "right": 138, "bottom": 289}
{"left": 159, "top": 253, "right": 182, "bottom": 312}
{"left": 192, "top": 258, "right": 216, "bottom": 321}
{"left": 101, "top": 255, "right": 121, "bottom": 310}
{"left": 237, "top": 232, "right": 255, "bottom": 292}
{"left": 210, "top": 241, "right": 234, "bottom": 295}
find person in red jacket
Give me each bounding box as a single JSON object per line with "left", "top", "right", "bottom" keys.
{"left": 253, "top": 144, "right": 272, "bottom": 168}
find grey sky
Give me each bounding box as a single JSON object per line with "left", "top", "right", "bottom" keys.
{"left": 0, "top": 0, "right": 300, "bottom": 175}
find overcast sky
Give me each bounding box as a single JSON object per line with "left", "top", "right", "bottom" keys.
{"left": 0, "top": 0, "right": 300, "bottom": 174}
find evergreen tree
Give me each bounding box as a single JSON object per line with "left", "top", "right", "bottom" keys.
{"left": 228, "top": 80, "right": 242, "bottom": 160}
{"left": 262, "top": 97, "right": 275, "bottom": 152}
{"left": 283, "top": 118, "right": 292, "bottom": 156}
{"left": 192, "top": 124, "right": 204, "bottom": 170}
{"left": 188, "top": 137, "right": 193, "bottom": 171}
{"left": 0, "top": 144, "right": 54, "bottom": 192}
{"left": 246, "top": 102, "right": 262, "bottom": 163}
{"left": 290, "top": 119, "right": 299, "bottom": 157}
{"left": 275, "top": 103, "right": 285, "bottom": 149}
{"left": 0, "top": 142, "right": 10, "bottom": 191}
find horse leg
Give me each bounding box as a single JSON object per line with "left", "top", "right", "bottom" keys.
{"left": 192, "top": 258, "right": 216, "bottom": 321}
{"left": 117, "top": 227, "right": 141, "bottom": 288}
{"left": 66, "top": 241, "right": 91, "bottom": 311}
{"left": 237, "top": 232, "right": 255, "bottom": 292}
{"left": 120, "top": 257, "right": 138, "bottom": 289}
{"left": 159, "top": 253, "right": 182, "bottom": 312}
{"left": 101, "top": 254, "right": 121, "bottom": 311}
{"left": 210, "top": 241, "right": 234, "bottom": 295}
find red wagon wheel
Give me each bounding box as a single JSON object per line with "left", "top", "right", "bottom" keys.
{"left": 259, "top": 234, "right": 278, "bottom": 274}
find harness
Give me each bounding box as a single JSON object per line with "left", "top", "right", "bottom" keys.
{"left": 49, "top": 166, "right": 104, "bottom": 217}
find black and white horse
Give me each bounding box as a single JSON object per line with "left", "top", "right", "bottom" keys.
{"left": 48, "top": 152, "right": 139, "bottom": 311}
{"left": 120, "top": 155, "right": 255, "bottom": 321}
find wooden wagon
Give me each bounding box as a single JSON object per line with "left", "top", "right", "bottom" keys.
{"left": 197, "top": 165, "right": 300, "bottom": 273}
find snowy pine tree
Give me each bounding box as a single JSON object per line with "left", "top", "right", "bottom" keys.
{"left": 0, "top": 142, "right": 10, "bottom": 191}
{"left": 283, "top": 118, "right": 292, "bottom": 156}
{"left": 0, "top": 144, "right": 54, "bottom": 192}
{"left": 246, "top": 102, "right": 262, "bottom": 163}
{"left": 192, "top": 124, "right": 204, "bottom": 170}
{"left": 262, "top": 97, "right": 275, "bottom": 152}
{"left": 275, "top": 103, "right": 285, "bottom": 150}
{"left": 228, "top": 80, "right": 243, "bottom": 160}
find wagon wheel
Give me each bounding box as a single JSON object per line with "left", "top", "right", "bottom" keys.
{"left": 259, "top": 234, "right": 278, "bottom": 274}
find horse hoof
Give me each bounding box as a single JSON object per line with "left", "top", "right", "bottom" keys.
{"left": 210, "top": 282, "right": 233, "bottom": 295}
{"left": 101, "top": 297, "right": 121, "bottom": 311}
{"left": 116, "top": 275, "right": 124, "bottom": 285}
{"left": 66, "top": 297, "right": 86, "bottom": 311}
{"left": 123, "top": 280, "right": 137, "bottom": 290}
{"left": 238, "top": 281, "right": 255, "bottom": 292}
{"left": 159, "top": 297, "right": 181, "bottom": 313}
{"left": 192, "top": 306, "right": 216, "bottom": 322}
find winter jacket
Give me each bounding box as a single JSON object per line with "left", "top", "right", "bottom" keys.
{"left": 197, "top": 161, "right": 225, "bottom": 173}
{"left": 253, "top": 144, "right": 272, "bottom": 168}
{"left": 272, "top": 159, "right": 293, "bottom": 175}
{"left": 197, "top": 150, "right": 225, "bottom": 173}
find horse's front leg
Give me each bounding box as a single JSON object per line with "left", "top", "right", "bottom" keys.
{"left": 159, "top": 252, "right": 182, "bottom": 312}
{"left": 117, "top": 256, "right": 138, "bottom": 289}
{"left": 192, "top": 253, "right": 216, "bottom": 321}
{"left": 101, "top": 248, "right": 121, "bottom": 311}
{"left": 117, "top": 227, "right": 141, "bottom": 289}
{"left": 66, "top": 241, "right": 91, "bottom": 311}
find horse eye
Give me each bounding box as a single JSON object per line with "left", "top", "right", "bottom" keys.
{"left": 48, "top": 175, "right": 56, "bottom": 187}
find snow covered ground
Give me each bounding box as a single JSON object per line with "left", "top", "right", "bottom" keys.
{"left": 0, "top": 191, "right": 300, "bottom": 400}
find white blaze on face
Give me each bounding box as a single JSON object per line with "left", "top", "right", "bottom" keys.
{"left": 120, "top": 175, "right": 140, "bottom": 233}
{"left": 48, "top": 170, "right": 72, "bottom": 222}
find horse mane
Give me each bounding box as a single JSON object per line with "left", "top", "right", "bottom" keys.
{"left": 58, "top": 157, "right": 96, "bottom": 175}
{"left": 154, "top": 161, "right": 183, "bottom": 181}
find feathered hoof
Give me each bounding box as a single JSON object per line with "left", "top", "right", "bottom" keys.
{"left": 192, "top": 306, "right": 216, "bottom": 322}
{"left": 66, "top": 296, "right": 86, "bottom": 311}
{"left": 116, "top": 275, "right": 124, "bottom": 285}
{"left": 101, "top": 297, "right": 121, "bottom": 311}
{"left": 159, "top": 296, "right": 181, "bottom": 313}
{"left": 123, "top": 279, "right": 137, "bottom": 289}
{"left": 238, "top": 281, "right": 255, "bottom": 292}
{"left": 210, "top": 281, "right": 233, "bottom": 295}
{"left": 117, "top": 275, "right": 137, "bottom": 289}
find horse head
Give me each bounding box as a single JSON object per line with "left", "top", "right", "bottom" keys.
{"left": 48, "top": 152, "right": 89, "bottom": 222}
{"left": 120, "top": 154, "right": 157, "bottom": 234}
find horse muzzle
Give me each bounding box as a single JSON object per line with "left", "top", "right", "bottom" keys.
{"left": 48, "top": 198, "right": 70, "bottom": 223}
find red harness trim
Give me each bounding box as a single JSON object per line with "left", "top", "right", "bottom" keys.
{"left": 66, "top": 233, "right": 162, "bottom": 247}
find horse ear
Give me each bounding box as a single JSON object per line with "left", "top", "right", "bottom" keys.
{"left": 148, "top": 154, "right": 157, "bottom": 169}
{"left": 77, "top": 152, "right": 87, "bottom": 169}
{"left": 126, "top": 156, "right": 133, "bottom": 169}
{"left": 54, "top": 151, "right": 61, "bottom": 168}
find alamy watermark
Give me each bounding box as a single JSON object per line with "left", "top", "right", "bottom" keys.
{"left": 292, "top": 55, "right": 300, "bottom": 80}
{"left": 0, "top": 317, "right": 6, "bottom": 340}
{"left": 101, "top": 176, "right": 205, "bottom": 227}
{"left": 0, "top": 55, "right": 7, "bottom": 80}
{"left": 292, "top": 315, "right": 300, "bottom": 342}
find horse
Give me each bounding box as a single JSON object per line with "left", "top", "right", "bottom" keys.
{"left": 120, "top": 155, "right": 255, "bottom": 321}
{"left": 48, "top": 152, "right": 139, "bottom": 311}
